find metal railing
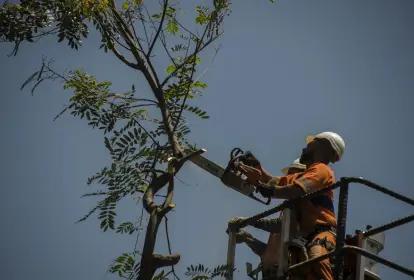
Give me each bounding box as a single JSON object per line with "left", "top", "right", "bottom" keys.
{"left": 226, "top": 177, "right": 414, "bottom": 280}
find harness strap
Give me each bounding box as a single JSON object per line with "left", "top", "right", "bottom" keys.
{"left": 305, "top": 225, "right": 336, "bottom": 250}
{"left": 307, "top": 236, "right": 336, "bottom": 251}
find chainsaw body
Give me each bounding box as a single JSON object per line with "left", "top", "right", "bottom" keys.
{"left": 189, "top": 148, "right": 271, "bottom": 205}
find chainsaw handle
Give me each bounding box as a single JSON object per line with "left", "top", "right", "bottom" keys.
{"left": 249, "top": 192, "right": 272, "bottom": 205}
{"left": 252, "top": 184, "right": 273, "bottom": 205}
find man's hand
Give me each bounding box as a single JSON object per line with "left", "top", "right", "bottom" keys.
{"left": 228, "top": 216, "right": 247, "bottom": 232}
{"left": 238, "top": 162, "right": 262, "bottom": 184}
{"left": 228, "top": 216, "right": 247, "bottom": 225}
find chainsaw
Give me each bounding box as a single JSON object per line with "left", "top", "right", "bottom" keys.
{"left": 188, "top": 148, "right": 271, "bottom": 205}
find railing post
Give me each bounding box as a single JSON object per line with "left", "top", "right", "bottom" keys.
{"left": 277, "top": 208, "right": 292, "bottom": 278}
{"left": 226, "top": 227, "right": 237, "bottom": 280}
{"left": 334, "top": 179, "right": 349, "bottom": 280}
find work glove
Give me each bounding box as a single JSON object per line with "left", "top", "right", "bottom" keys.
{"left": 227, "top": 216, "right": 247, "bottom": 233}
{"left": 238, "top": 163, "right": 262, "bottom": 185}
{"left": 228, "top": 216, "right": 247, "bottom": 225}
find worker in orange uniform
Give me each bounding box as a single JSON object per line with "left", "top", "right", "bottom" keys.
{"left": 238, "top": 132, "right": 345, "bottom": 280}
{"left": 230, "top": 159, "right": 306, "bottom": 278}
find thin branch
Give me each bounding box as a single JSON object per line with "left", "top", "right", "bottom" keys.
{"left": 165, "top": 217, "right": 181, "bottom": 280}
{"left": 147, "top": 0, "right": 169, "bottom": 57}
{"left": 111, "top": 45, "right": 140, "bottom": 69}
{"left": 175, "top": 19, "right": 197, "bottom": 39}
{"left": 107, "top": 5, "right": 180, "bottom": 157}
{"left": 143, "top": 5, "right": 157, "bottom": 44}
{"left": 53, "top": 105, "right": 70, "bottom": 121}
{"left": 184, "top": 37, "right": 191, "bottom": 59}
{"left": 125, "top": 103, "right": 158, "bottom": 109}
{"left": 30, "top": 27, "right": 59, "bottom": 39}
{"left": 138, "top": 8, "right": 151, "bottom": 49}
{"left": 160, "top": 32, "right": 221, "bottom": 88}
{"left": 159, "top": 173, "right": 175, "bottom": 216}
{"left": 126, "top": 10, "right": 140, "bottom": 43}
{"left": 172, "top": 22, "right": 213, "bottom": 132}
{"left": 95, "top": 12, "right": 138, "bottom": 68}
{"left": 110, "top": 2, "right": 164, "bottom": 96}
{"left": 111, "top": 34, "right": 133, "bottom": 51}
{"left": 42, "top": 62, "right": 68, "bottom": 82}
{"left": 108, "top": 94, "right": 158, "bottom": 104}
{"left": 131, "top": 118, "right": 161, "bottom": 148}
{"left": 159, "top": 30, "right": 177, "bottom": 66}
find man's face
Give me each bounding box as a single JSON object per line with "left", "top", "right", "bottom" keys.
{"left": 299, "top": 140, "right": 316, "bottom": 165}
{"left": 300, "top": 138, "right": 335, "bottom": 164}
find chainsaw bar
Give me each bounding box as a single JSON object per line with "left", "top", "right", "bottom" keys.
{"left": 189, "top": 150, "right": 270, "bottom": 204}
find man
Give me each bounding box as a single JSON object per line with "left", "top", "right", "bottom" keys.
{"left": 238, "top": 132, "right": 345, "bottom": 280}
{"left": 230, "top": 159, "right": 306, "bottom": 278}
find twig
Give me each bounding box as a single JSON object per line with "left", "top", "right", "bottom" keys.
{"left": 147, "top": 0, "right": 169, "bottom": 57}
{"left": 165, "top": 217, "right": 181, "bottom": 280}
{"left": 138, "top": 8, "right": 151, "bottom": 49}
{"left": 111, "top": 45, "right": 140, "bottom": 69}
{"left": 172, "top": 21, "right": 213, "bottom": 132}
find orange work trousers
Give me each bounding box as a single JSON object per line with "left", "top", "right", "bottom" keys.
{"left": 305, "top": 231, "right": 336, "bottom": 280}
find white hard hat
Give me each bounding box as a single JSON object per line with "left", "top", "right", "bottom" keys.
{"left": 281, "top": 158, "right": 306, "bottom": 175}
{"left": 306, "top": 131, "right": 345, "bottom": 162}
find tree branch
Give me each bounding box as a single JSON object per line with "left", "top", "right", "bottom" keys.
{"left": 147, "top": 0, "right": 168, "bottom": 58}
{"left": 153, "top": 254, "right": 180, "bottom": 269}
{"left": 158, "top": 172, "right": 175, "bottom": 217}
{"left": 160, "top": 32, "right": 221, "bottom": 88}
{"left": 172, "top": 21, "right": 215, "bottom": 132}
{"left": 111, "top": 45, "right": 140, "bottom": 69}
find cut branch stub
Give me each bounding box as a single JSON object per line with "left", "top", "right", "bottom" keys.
{"left": 153, "top": 253, "right": 181, "bottom": 269}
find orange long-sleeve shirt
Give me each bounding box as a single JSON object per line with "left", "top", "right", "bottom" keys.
{"left": 278, "top": 162, "right": 336, "bottom": 234}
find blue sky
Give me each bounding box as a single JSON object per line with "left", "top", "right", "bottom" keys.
{"left": 1, "top": 1, "right": 413, "bottom": 279}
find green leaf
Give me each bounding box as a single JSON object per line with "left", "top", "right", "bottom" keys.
{"left": 122, "top": 1, "right": 129, "bottom": 10}
{"left": 195, "top": 6, "right": 209, "bottom": 25}
{"left": 166, "top": 64, "right": 176, "bottom": 74}
{"left": 152, "top": 13, "right": 162, "bottom": 20}
{"left": 166, "top": 20, "right": 179, "bottom": 34}
{"left": 193, "top": 81, "right": 207, "bottom": 89}
{"left": 116, "top": 222, "right": 135, "bottom": 234}
{"left": 109, "top": 253, "right": 136, "bottom": 278}
{"left": 166, "top": 6, "right": 176, "bottom": 17}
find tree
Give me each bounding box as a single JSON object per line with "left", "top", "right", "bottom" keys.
{"left": 1, "top": 0, "right": 230, "bottom": 279}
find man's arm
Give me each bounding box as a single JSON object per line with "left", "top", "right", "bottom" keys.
{"left": 238, "top": 163, "right": 301, "bottom": 199}
{"left": 265, "top": 183, "right": 305, "bottom": 200}
{"left": 259, "top": 166, "right": 277, "bottom": 184}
